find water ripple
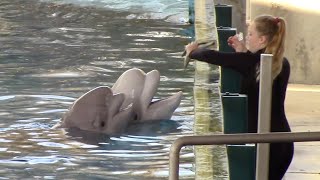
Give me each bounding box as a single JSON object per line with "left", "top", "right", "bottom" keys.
{"left": 0, "top": 0, "right": 198, "bottom": 179}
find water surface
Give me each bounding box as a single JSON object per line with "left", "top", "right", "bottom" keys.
{"left": 0, "top": 0, "right": 222, "bottom": 179}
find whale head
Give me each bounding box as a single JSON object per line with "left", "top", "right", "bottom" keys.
{"left": 58, "top": 86, "right": 133, "bottom": 134}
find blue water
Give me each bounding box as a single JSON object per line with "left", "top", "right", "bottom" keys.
{"left": 0, "top": 0, "right": 224, "bottom": 179}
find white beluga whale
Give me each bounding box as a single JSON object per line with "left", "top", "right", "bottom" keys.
{"left": 54, "top": 68, "right": 183, "bottom": 134}
{"left": 112, "top": 68, "right": 182, "bottom": 121}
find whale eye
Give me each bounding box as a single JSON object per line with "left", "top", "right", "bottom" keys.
{"left": 100, "top": 121, "right": 105, "bottom": 127}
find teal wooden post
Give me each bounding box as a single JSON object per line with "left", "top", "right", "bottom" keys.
{"left": 216, "top": 5, "right": 256, "bottom": 180}
{"left": 227, "top": 144, "right": 256, "bottom": 180}
{"left": 215, "top": 4, "right": 232, "bottom": 28}
{"left": 222, "top": 93, "right": 256, "bottom": 180}
{"left": 221, "top": 93, "right": 248, "bottom": 134}
{"left": 217, "top": 27, "right": 242, "bottom": 93}
{"left": 215, "top": 5, "right": 242, "bottom": 93}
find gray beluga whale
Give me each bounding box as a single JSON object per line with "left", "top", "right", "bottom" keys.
{"left": 54, "top": 68, "right": 183, "bottom": 134}
{"left": 54, "top": 86, "right": 134, "bottom": 134}
{"left": 112, "top": 68, "right": 182, "bottom": 121}
{"left": 133, "top": 69, "right": 182, "bottom": 121}
{"left": 111, "top": 68, "right": 146, "bottom": 110}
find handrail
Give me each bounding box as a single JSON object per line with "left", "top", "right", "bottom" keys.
{"left": 169, "top": 131, "right": 320, "bottom": 180}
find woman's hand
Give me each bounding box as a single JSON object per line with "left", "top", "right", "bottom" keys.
{"left": 227, "top": 33, "right": 247, "bottom": 52}
{"left": 185, "top": 41, "right": 199, "bottom": 57}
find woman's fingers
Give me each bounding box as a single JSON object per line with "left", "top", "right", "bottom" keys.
{"left": 184, "top": 41, "right": 198, "bottom": 56}
{"left": 227, "top": 34, "right": 246, "bottom": 52}
{"left": 186, "top": 42, "right": 197, "bottom": 50}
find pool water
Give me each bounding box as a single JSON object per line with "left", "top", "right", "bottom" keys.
{"left": 0, "top": 0, "right": 223, "bottom": 179}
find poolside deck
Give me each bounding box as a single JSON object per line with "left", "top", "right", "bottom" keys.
{"left": 284, "top": 84, "right": 320, "bottom": 179}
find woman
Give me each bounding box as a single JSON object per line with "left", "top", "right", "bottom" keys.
{"left": 185, "top": 14, "right": 294, "bottom": 180}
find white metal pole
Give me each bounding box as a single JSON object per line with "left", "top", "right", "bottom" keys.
{"left": 256, "top": 54, "right": 273, "bottom": 180}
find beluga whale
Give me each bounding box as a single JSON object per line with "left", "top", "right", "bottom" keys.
{"left": 53, "top": 68, "right": 183, "bottom": 135}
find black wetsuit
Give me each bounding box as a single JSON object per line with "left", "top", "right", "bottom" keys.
{"left": 190, "top": 48, "right": 294, "bottom": 180}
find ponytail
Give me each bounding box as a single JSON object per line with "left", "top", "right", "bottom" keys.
{"left": 254, "top": 15, "right": 286, "bottom": 80}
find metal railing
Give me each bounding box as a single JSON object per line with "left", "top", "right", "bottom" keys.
{"left": 169, "top": 131, "right": 320, "bottom": 180}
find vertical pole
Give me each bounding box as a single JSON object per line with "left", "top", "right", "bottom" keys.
{"left": 169, "top": 143, "right": 181, "bottom": 180}
{"left": 255, "top": 54, "right": 273, "bottom": 180}
{"left": 246, "top": 0, "right": 251, "bottom": 22}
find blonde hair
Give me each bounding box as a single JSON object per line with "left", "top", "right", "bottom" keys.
{"left": 254, "top": 15, "right": 286, "bottom": 80}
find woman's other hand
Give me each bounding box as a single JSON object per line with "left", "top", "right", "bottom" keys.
{"left": 227, "top": 33, "right": 247, "bottom": 52}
